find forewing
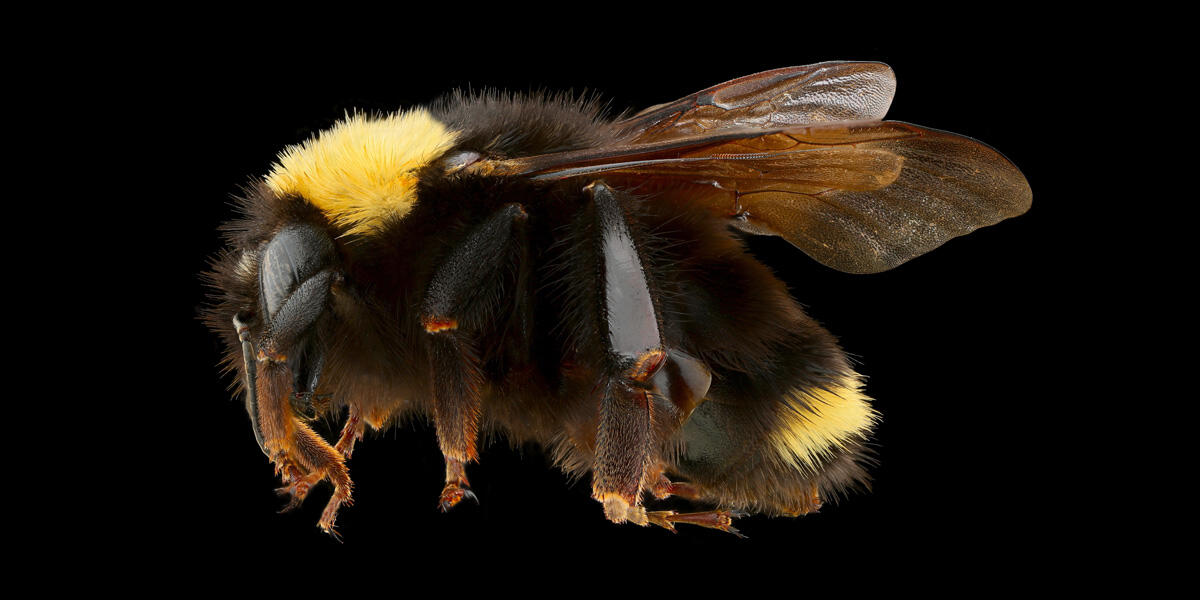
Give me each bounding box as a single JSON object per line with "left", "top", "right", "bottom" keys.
{"left": 615, "top": 62, "right": 896, "bottom": 144}
{"left": 484, "top": 121, "right": 1031, "bottom": 274}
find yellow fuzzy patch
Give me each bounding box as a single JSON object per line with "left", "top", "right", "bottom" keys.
{"left": 770, "top": 376, "right": 877, "bottom": 472}
{"left": 266, "top": 110, "right": 457, "bottom": 236}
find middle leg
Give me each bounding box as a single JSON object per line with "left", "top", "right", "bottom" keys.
{"left": 421, "top": 202, "right": 527, "bottom": 510}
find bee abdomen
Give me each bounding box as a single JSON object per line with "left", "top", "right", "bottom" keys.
{"left": 638, "top": 201, "right": 878, "bottom": 514}
{"left": 677, "top": 376, "right": 876, "bottom": 514}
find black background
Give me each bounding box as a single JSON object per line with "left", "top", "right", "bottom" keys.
{"left": 138, "top": 18, "right": 1084, "bottom": 580}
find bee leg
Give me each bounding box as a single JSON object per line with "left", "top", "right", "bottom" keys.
{"left": 780, "top": 482, "right": 823, "bottom": 516}
{"left": 439, "top": 454, "right": 477, "bottom": 511}
{"left": 645, "top": 510, "right": 747, "bottom": 538}
{"left": 421, "top": 203, "right": 527, "bottom": 511}
{"left": 256, "top": 360, "right": 354, "bottom": 538}
{"left": 641, "top": 367, "right": 746, "bottom": 537}
{"left": 273, "top": 454, "right": 317, "bottom": 512}
{"left": 333, "top": 405, "right": 365, "bottom": 459}
{"left": 296, "top": 425, "right": 354, "bottom": 540}
{"left": 648, "top": 470, "right": 702, "bottom": 501}
{"left": 585, "top": 181, "right": 668, "bottom": 525}
{"left": 425, "top": 330, "right": 484, "bottom": 511}
{"left": 641, "top": 354, "right": 725, "bottom": 535}
{"left": 238, "top": 313, "right": 325, "bottom": 510}
{"left": 644, "top": 349, "right": 712, "bottom": 502}
{"left": 594, "top": 382, "right": 658, "bottom": 525}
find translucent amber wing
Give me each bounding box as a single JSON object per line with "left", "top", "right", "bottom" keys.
{"left": 714, "top": 123, "right": 1032, "bottom": 273}
{"left": 617, "top": 122, "right": 1031, "bottom": 273}
{"left": 485, "top": 121, "right": 1030, "bottom": 274}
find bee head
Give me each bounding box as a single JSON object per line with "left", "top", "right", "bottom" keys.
{"left": 265, "top": 110, "right": 458, "bottom": 235}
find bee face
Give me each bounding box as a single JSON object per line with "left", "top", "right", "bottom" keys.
{"left": 204, "top": 61, "right": 1030, "bottom": 539}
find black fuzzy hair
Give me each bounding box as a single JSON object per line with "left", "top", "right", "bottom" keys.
{"left": 203, "top": 91, "right": 878, "bottom": 527}
{"left": 431, "top": 89, "right": 618, "bottom": 158}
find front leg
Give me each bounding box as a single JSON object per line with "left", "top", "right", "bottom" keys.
{"left": 235, "top": 223, "right": 353, "bottom": 538}
{"left": 421, "top": 203, "right": 527, "bottom": 510}
{"left": 255, "top": 358, "right": 352, "bottom": 539}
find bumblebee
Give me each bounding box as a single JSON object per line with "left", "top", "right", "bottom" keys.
{"left": 204, "top": 61, "right": 1031, "bottom": 538}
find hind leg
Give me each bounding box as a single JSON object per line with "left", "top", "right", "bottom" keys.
{"left": 580, "top": 181, "right": 665, "bottom": 523}
{"left": 584, "top": 182, "right": 720, "bottom": 526}
{"left": 637, "top": 464, "right": 744, "bottom": 536}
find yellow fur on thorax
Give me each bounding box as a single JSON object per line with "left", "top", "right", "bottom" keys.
{"left": 266, "top": 110, "right": 457, "bottom": 236}
{"left": 770, "top": 376, "right": 877, "bottom": 472}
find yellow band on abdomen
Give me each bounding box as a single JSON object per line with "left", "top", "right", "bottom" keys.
{"left": 770, "top": 376, "right": 877, "bottom": 473}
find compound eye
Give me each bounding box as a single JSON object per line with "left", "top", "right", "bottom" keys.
{"left": 442, "top": 150, "right": 482, "bottom": 173}
{"left": 260, "top": 224, "right": 336, "bottom": 321}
